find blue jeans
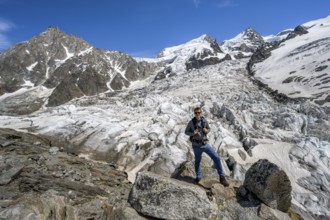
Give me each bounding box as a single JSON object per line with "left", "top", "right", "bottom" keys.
{"left": 192, "top": 143, "right": 225, "bottom": 179}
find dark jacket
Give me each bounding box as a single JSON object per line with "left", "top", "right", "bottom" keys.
{"left": 185, "top": 116, "right": 210, "bottom": 146}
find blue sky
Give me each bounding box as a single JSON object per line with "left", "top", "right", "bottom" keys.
{"left": 0, "top": 0, "right": 330, "bottom": 58}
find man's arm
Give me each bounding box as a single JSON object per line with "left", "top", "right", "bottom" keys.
{"left": 203, "top": 119, "right": 210, "bottom": 134}
{"left": 184, "top": 120, "right": 194, "bottom": 137}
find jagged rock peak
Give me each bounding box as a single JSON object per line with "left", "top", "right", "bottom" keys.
{"left": 202, "top": 34, "right": 223, "bottom": 53}
{"left": 191, "top": 34, "right": 218, "bottom": 44}
{"left": 30, "top": 26, "right": 92, "bottom": 49}
{"left": 183, "top": 34, "right": 223, "bottom": 53}
{"left": 42, "top": 26, "right": 67, "bottom": 36}
{"left": 0, "top": 25, "right": 93, "bottom": 94}
{"left": 242, "top": 27, "right": 264, "bottom": 42}
{"left": 221, "top": 27, "right": 264, "bottom": 59}
{"left": 41, "top": 26, "right": 79, "bottom": 40}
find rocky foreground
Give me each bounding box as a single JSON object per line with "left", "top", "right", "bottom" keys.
{"left": 0, "top": 128, "right": 306, "bottom": 220}
{"left": 0, "top": 128, "right": 130, "bottom": 219}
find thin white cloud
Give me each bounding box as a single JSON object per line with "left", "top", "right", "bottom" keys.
{"left": 0, "top": 19, "right": 14, "bottom": 50}
{"left": 217, "top": 0, "right": 239, "bottom": 8}
{"left": 193, "top": 0, "right": 201, "bottom": 8}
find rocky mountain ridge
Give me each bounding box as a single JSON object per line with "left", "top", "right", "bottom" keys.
{"left": 0, "top": 27, "right": 162, "bottom": 113}
{"left": 0, "top": 28, "right": 232, "bottom": 115}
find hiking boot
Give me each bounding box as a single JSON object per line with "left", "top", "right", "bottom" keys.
{"left": 220, "top": 176, "right": 229, "bottom": 187}
{"left": 194, "top": 177, "right": 201, "bottom": 184}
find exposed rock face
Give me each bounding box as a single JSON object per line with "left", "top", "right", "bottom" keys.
{"left": 46, "top": 67, "right": 110, "bottom": 106}
{"left": 0, "top": 164, "right": 24, "bottom": 185}
{"left": 154, "top": 66, "right": 176, "bottom": 80}
{"left": 244, "top": 28, "right": 265, "bottom": 44}
{"left": 0, "top": 27, "right": 89, "bottom": 94}
{"left": 0, "top": 27, "right": 161, "bottom": 112}
{"left": 128, "top": 171, "right": 212, "bottom": 220}
{"left": 0, "top": 128, "right": 132, "bottom": 219}
{"left": 0, "top": 190, "right": 78, "bottom": 220}
{"left": 244, "top": 159, "right": 292, "bottom": 212}
{"left": 286, "top": 25, "right": 309, "bottom": 40}
{"left": 247, "top": 41, "right": 279, "bottom": 75}
{"left": 186, "top": 53, "right": 231, "bottom": 71}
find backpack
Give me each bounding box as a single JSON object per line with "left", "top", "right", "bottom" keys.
{"left": 189, "top": 116, "right": 206, "bottom": 142}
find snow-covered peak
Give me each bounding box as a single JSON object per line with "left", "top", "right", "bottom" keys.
{"left": 223, "top": 28, "right": 262, "bottom": 43}
{"left": 156, "top": 34, "right": 226, "bottom": 74}
{"left": 157, "top": 34, "right": 216, "bottom": 59}
{"left": 221, "top": 28, "right": 264, "bottom": 59}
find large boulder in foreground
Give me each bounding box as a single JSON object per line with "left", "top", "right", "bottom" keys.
{"left": 244, "top": 159, "right": 292, "bottom": 212}
{"left": 128, "top": 171, "right": 212, "bottom": 220}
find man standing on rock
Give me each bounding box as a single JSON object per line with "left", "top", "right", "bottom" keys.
{"left": 185, "top": 107, "right": 229, "bottom": 187}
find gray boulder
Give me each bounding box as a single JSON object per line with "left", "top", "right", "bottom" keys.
{"left": 244, "top": 159, "right": 292, "bottom": 212}
{"left": 128, "top": 171, "right": 212, "bottom": 220}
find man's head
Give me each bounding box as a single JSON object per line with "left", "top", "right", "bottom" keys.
{"left": 194, "top": 107, "right": 202, "bottom": 120}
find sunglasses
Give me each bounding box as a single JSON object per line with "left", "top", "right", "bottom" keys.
{"left": 194, "top": 112, "right": 201, "bottom": 115}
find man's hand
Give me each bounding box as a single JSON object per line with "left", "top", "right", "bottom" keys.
{"left": 202, "top": 128, "right": 208, "bottom": 134}
{"left": 194, "top": 128, "right": 198, "bottom": 135}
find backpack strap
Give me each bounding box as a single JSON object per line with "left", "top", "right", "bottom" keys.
{"left": 192, "top": 116, "right": 205, "bottom": 128}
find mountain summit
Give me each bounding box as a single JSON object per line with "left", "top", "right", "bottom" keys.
{"left": 0, "top": 27, "right": 92, "bottom": 94}
{"left": 155, "top": 34, "right": 230, "bottom": 79}
{"left": 221, "top": 27, "right": 264, "bottom": 59}
{"left": 0, "top": 27, "right": 161, "bottom": 113}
